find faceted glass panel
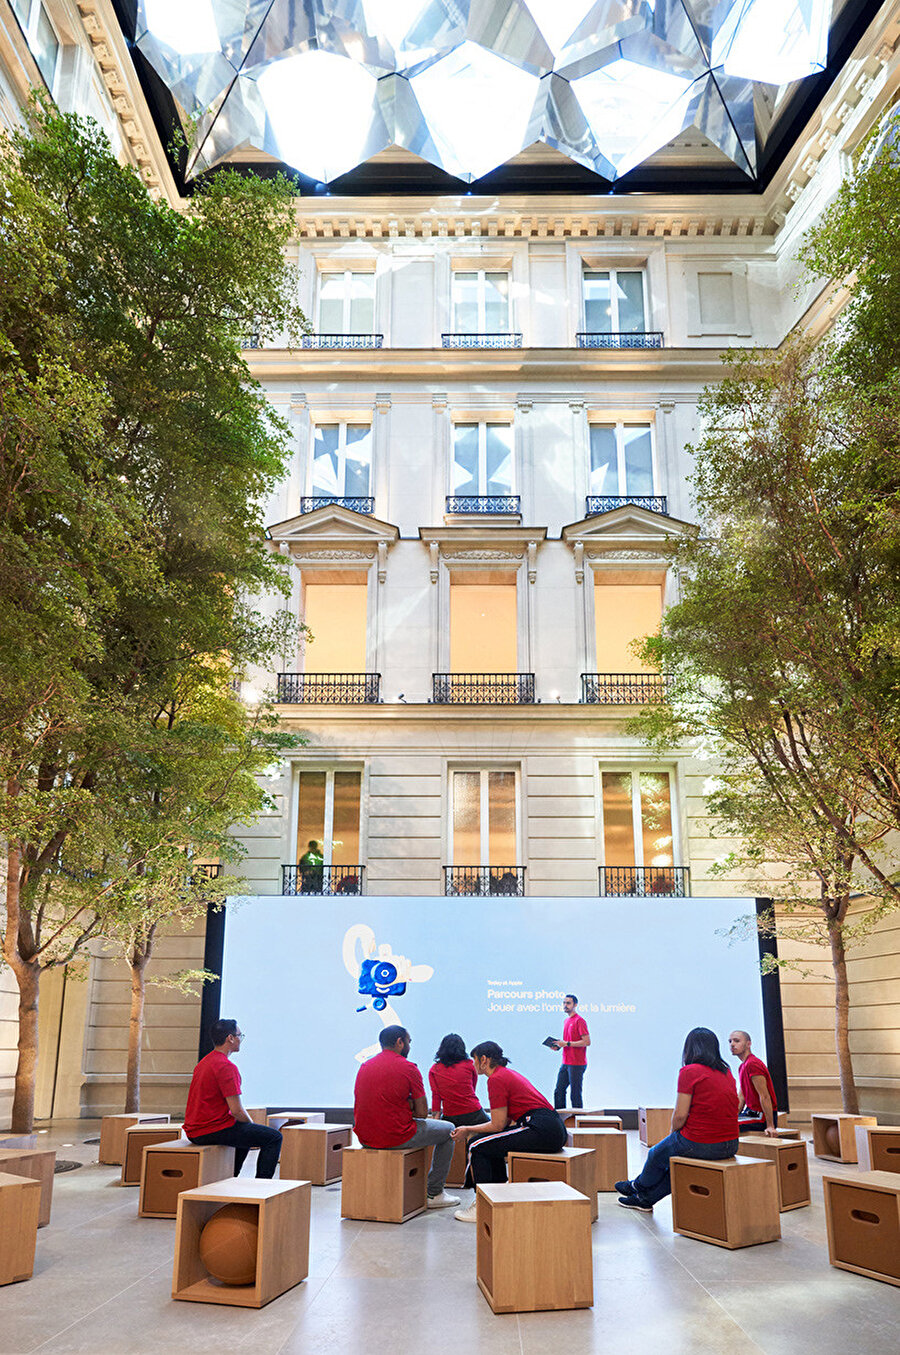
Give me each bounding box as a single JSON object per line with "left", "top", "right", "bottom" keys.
{"left": 332, "top": 772, "right": 362, "bottom": 864}
{"left": 452, "top": 424, "right": 479, "bottom": 496}
{"left": 584, "top": 272, "right": 612, "bottom": 332}
{"left": 452, "top": 771, "right": 481, "bottom": 867}
{"left": 452, "top": 273, "right": 481, "bottom": 333}
{"left": 34, "top": 5, "right": 59, "bottom": 87}
{"left": 484, "top": 273, "right": 510, "bottom": 331}
{"left": 622, "top": 425, "right": 653, "bottom": 495}
{"left": 344, "top": 426, "right": 372, "bottom": 496}
{"left": 602, "top": 771, "right": 636, "bottom": 866}
{"left": 485, "top": 424, "right": 514, "bottom": 495}
{"left": 319, "top": 273, "right": 348, "bottom": 332}
{"left": 487, "top": 771, "right": 517, "bottom": 866}
{"left": 312, "top": 425, "right": 341, "bottom": 497}
{"left": 349, "top": 274, "right": 376, "bottom": 332}
{"left": 589, "top": 426, "right": 618, "bottom": 495}
{"left": 617, "top": 271, "right": 645, "bottom": 332}
{"left": 640, "top": 772, "right": 674, "bottom": 868}
{"left": 297, "top": 773, "right": 327, "bottom": 861}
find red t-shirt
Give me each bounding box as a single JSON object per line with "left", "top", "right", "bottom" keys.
{"left": 487, "top": 1065, "right": 553, "bottom": 1121}
{"left": 429, "top": 1060, "right": 482, "bottom": 1116}
{"left": 354, "top": 1049, "right": 425, "bottom": 1148}
{"left": 738, "top": 1054, "right": 777, "bottom": 1119}
{"left": 184, "top": 1050, "right": 241, "bottom": 1138}
{"left": 677, "top": 1063, "right": 739, "bottom": 1143}
{"left": 562, "top": 1013, "right": 590, "bottom": 1066}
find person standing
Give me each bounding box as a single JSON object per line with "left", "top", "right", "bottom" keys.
{"left": 729, "top": 1029, "right": 779, "bottom": 1135}
{"left": 552, "top": 993, "right": 591, "bottom": 1110}
{"left": 184, "top": 1018, "right": 283, "bottom": 1177}
{"left": 298, "top": 839, "right": 324, "bottom": 893}
{"left": 353, "top": 1024, "right": 459, "bottom": 1208}
{"left": 429, "top": 1033, "right": 489, "bottom": 1130}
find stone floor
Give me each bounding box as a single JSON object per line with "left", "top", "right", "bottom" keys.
{"left": 0, "top": 1120, "right": 898, "bottom": 1354}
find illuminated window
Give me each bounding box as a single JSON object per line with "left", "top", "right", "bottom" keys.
{"left": 450, "top": 770, "right": 517, "bottom": 867}
{"left": 13, "top": 0, "right": 59, "bottom": 88}
{"left": 302, "top": 581, "right": 368, "bottom": 673}
{"left": 452, "top": 270, "right": 510, "bottom": 333}
{"left": 311, "top": 423, "right": 372, "bottom": 498}
{"left": 594, "top": 582, "right": 662, "bottom": 672}
{"left": 583, "top": 270, "right": 646, "bottom": 334}
{"left": 450, "top": 579, "right": 517, "bottom": 672}
{"left": 601, "top": 770, "right": 675, "bottom": 870}
{"left": 318, "top": 271, "right": 375, "bottom": 333}
{"left": 589, "top": 423, "right": 654, "bottom": 497}
{"left": 297, "top": 770, "right": 362, "bottom": 867}
{"left": 452, "top": 422, "right": 513, "bottom": 497}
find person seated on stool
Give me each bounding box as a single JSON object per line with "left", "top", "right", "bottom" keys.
{"left": 429, "top": 1034, "right": 490, "bottom": 1131}
{"left": 353, "top": 1024, "right": 459, "bottom": 1209}
{"left": 183, "top": 1018, "right": 282, "bottom": 1178}
{"left": 616, "top": 1026, "right": 739, "bottom": 1213}
{"left": 729, "top": 1029, "right": 779, "bottom": 1136}
{"left": 451, "top": 1040, "right": 567, "bottom": 1223}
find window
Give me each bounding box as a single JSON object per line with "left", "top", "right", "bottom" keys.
{"left": 452, "top": 422, "right": 514, "bottom": 497}
{"left": 452, "top": 270, "right": 510, "bottom": 333}
{"left": 450, "top": 770, "right": 517, "bottom": 866}
{"left": 601, "top": 770, "right": 675, "bottom": 871}
{"left": 302, "top": 581, "right": 367, "bottom": 672}
{"left": 13, "top": 0, "right": 60, "bottom": 88}
{"left": 317, "top": 271, "right": 375, "bottom": 333}
{"left": 297, "top": 770, "right": 361, "bottom": 866}
{"left": 589, "top": 423, "right": 654, "bottom": 497}
{"left": 311, "top": 423, "right": 372, "bottom": 498}
{"left": 594, "top": 582, "right": 662, "bottom": 672}
{"left": 450, "top": 579, "right": 517, "bottom": 672}
{"left": 583, "top": 269, "right": 646, "bottom": 334}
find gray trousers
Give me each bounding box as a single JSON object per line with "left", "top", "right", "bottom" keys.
{"left": 373, "top": 1118, "right": 455, "bottom": 1196}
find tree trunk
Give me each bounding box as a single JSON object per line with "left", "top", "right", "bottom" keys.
{"left": 829, "top": 919, "right": 859, "bottom": 1114}
{"left": 11, "top": 959, "right": 40, "bottom": 1134}
{"left": 125, "top": 953, "right": 148, "bottom": 1114}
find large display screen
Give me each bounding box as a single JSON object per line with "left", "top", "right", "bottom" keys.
{"left": 217, "top": 894, "right": 769, "bottom": 1109}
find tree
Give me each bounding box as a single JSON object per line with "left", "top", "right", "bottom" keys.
{"left": 0, "top": 102, "right": 306, "bottom": 1131}
{"left": 635, "top": 127, "right": 900, "bottom": 1112}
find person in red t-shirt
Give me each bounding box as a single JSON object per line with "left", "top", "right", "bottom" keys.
{"left": 552, "top": 993, "right": 591, "bottom": 1110}
{"left": 729, "top": 1030, "right": 779, "bottom": 1136}
{"left": 429, "top": 1033, "right": 489, "bottom": 1130}
{"left": 184, "top": 1018, "right": 283, "bottom": 1177}
{"left": 616, "top": 1026, "right": 739, "bottom": 1213}
{"left": 353, "top": 1024, "right": 459, "bottom": 1208}
{"left": 450, "top": 1040, "right": 567, "bottom": 1223}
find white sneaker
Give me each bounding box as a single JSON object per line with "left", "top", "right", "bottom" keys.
{"left": 426, "top": 1191, "right": 460, "bottom": 1209}
{"left": 454, "top": 1199, "right": 478, "bottom": 1222}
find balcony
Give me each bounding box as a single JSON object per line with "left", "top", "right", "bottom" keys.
{"left": 441, "top": 333, "right": 522, "bottom": 349}
{"left": 599, "top": 866, "right": 690, "bottom": 897}
{"left": 298, "top": 496, "right": 374, "bottom": 515}
{"left": 432, "top": 673, "right": 536, "bottom": 704}
{"left": 445, "top": 495, "right": 521, "bottom": 515}
{"left": 577, "top": 332, "right": 663, "bottom": 349}
{"left": 192, "top": 864, "right": 222, "bottom": 880}
{"left": 581, "top": 673, "right": 673, "bottom": 705}
{"left": 276, "top": 673, "right": 382, "bottom": 704}
{"left": 300, "top": 333, "right": 383, "bottom": 349}
{"left": 586, "top": 495, "right": 668, "bottom": 516}
{"left": 445, "top": 866, "right": 525, "bottom": 896}
{"left": 282, "top": 864, "right": 365, "bottom": 896}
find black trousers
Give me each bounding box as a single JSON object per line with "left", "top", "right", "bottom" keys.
{"left": 188, "top": 1121, "right": 283, "bottom": 1178}
{"left": 467, "top": 1107, "right": 567, "bottom": 1185}
{"left": 443, "top": 1108, "right": 490, "bottom": 1128}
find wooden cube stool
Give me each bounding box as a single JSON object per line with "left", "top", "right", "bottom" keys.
{"left": 99, "top": 1113, "right": 170, "bottom": 1166}
{"left": 812, "top": 1113, "right": 877, "bottom": 1163}
{"left": 281, "top": 1124, "right": 352, "bottom": 1185}
{"left": 671, "top": 1155, "right": 780, "bottom": 1249}
{"left": 0, "top": 1148, "right": 55, "bottom": 1227}
{"left": 139, "top": 1142, "right": 234, "bottom": 1219}
{"left": 855, "top": 1126, "right": 900, "bottom": 1174}
{"left": 733, "top": 1136, "right": 810, "bottom": 1211}
{"left": 266, "top": 1111, "right": 325, "bottom": 1131}
{"left": 507, "top": 1146, "right": 597, "bottom": 1222}
{"left": 476, "top": 1182, "right": 593, "bottom": 1313}
{"left": 639, "top": 1107, "right": 673, "bottom": 1147}
{"left": 559, "top": 1107, "right": 607, "bottom": 1130}
{"left": 0, "top": 1173, "right": 41, "bottom": 1285}
{"left": 341, "top": 1146, "right": 427, "bottom": 1223}
{"left": 121, "top": 1124, "right": 183, "bottom": 1185}
{"left": 573, "top": 1114, "right": 623, "bottom": 1131}
{"left": 173, "top": 1177, "right": 310, "bottom": 1308}
{"left": 824, "top": 1170, "right": 900, "bottom": 1287}
{"left": 569, "top": 1129, "right": 628, "bottom": 1193}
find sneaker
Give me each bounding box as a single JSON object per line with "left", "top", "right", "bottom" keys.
{"left": 427, "top": 1191, "right": 460, "bottom": 1209}
{"left": 614, "top": 1180, "right": 636, "bottom": 1196}
{"left": 454, "top": 1199, "right": 478, "bottom": 1222}
{"left": 617, "top": 1195, "right": 653, "bottom": 1213}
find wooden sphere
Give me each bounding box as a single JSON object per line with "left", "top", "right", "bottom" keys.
{"left": 199, "top": 1203, "right": 259, "bottom": 1286}
{"left": 824, "top": 1123, "right": 841, "bottom": 1157}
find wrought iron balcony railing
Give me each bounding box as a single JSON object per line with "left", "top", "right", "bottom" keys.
{"left": 277, "top": 673, "right": 382, "bottom": 704}
{"left": 432, "top": 673, "right": 536, "bottom": 704}
{"left": 445, "top": 495, "right": 521, "bottom": 515}
{"left": 441, "top": 333, "right": 522, "bottom": 349}
{"left": 298, "top": 496, "right": 374, "bottom": 515}
{"left": 581, "top": 673, "right": 673, "bottom": 705}
{"left": 599, "top": 866, "right": 690, "bottom": 897}
{"left": 444, "top": 866, "right": 525, "bottom": 896}
{"left": 586, "top": 495, "right": 668, "bottom": 516}
{"left": 577, "top": 331, "right": 663, "bottom": 349}
{"left": 300, "top": 333, "right": 383, "bottom": 349}
{"left": 282, "top": 864, "right": 365, "bottom": 896}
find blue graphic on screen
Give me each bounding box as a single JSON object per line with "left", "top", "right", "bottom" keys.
{"left": 359, "top": 959, "right": 403, "bottom": 1010}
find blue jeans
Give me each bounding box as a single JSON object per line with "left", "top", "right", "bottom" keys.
{"left": 554, "top": 1064, "right": 585, "bottom": 1109}
{"left": 631, "top": 1131, "right": 739, "bottom": 1206}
